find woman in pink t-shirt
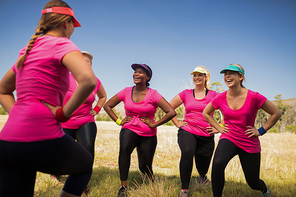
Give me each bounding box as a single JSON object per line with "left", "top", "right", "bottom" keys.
{"left": 104, "top": 64, "right": 176, "bottom": 196}
{"left": 203, "top": 64, "right": 281, "bottom": 197}
{"left": 0, "top": 1, "right": 97, "bottom": 196}
{"left": 62, "top": 51, "right": 107, "bottom": 160}
{"left": 170, "top": 66, "right": 218, "bottom": 197}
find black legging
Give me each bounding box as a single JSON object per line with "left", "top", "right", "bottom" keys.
{"left": 178, "top": 128, "right": 215, "bottom": 189}
{"left": 0, "top": 134, "right": 93, "bottom": 196}
{"left": 212, "top": 139, "right": 267, "bottom": 197}
{"left": 63, "top": 122, "right": 97, "bottom": 159}
{"left": 119, "top": 128, "right": 157, "bottom": 181}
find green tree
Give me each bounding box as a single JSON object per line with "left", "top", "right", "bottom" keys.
{"left": 255, "top": 109, "right": 268, "bottom": 129}
{"left": 274, "top": 94, "right": 291, "bottom": 132}
{"left": 96, "top": 108, "right": 122, "bottom": 121}
{"left": 175, "top": 105, "right": 185, "bottom": 122}
{"left": 210, "top": 82, "right": 224, "bottom": 93}
{"left": 154, "top": 107, "right": 174, "bottom": 126}
{"left": 210, "top": 82, "right": 224, "bottom": 123}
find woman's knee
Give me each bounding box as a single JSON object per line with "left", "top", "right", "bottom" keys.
{"left": 212, "top": 157, "right": 227, "bottom": 173}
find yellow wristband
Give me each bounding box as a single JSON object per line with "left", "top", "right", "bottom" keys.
{"left": 116, "top": 118, "right": 122, "bottom": 126}
{"left": 219, "top": 124, "right": 224, "bottom": 128}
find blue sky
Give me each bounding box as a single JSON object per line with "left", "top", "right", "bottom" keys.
{"left": 0, "top": 0, "right": 295, "bottom": 102}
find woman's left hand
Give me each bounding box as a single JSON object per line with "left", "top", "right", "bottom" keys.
{"left": 207, "top": 126, "right": 220, "bottom": 135}
{"left": 245, "top": 126, "right": 260, "bottom": 137}
{"left": 140, "top": 117, "right": 155, "bottom": 128}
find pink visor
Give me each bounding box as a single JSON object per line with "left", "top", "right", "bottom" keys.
{"left": 42, "top": 7, "right": 81, "bottom": 27}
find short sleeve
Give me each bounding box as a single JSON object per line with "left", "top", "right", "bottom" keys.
{"left": 54, "top": 38, "right": 80, "bottom": 65}
{"left": 150, "top": 89, "right": 163, "bottom": 104}
{"left": 178, "top": 90, "right": 187, "bottom": 102}
{"left": 255, "top": 92, "right": 267, "bottom": 109}
{"left": 211, "top": 92, "right": 223, "bottom": 109}
{"left": 117, "top": 88, "right": 128, "bottom": 102}
{"left": 12, "top": 64, "right": 16, "bottom": 73}
{"left": 11, "top": 47, "right": 26, "bottom": 73}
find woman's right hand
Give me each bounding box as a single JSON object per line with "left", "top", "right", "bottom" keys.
{"left": 42, "top": 101, "right": 60, "bottom": 117}
{"left": 176, "top": 121, "right": 188, "bottom": 128}
{"left": 219, "top": 124, "right": 229, "bottom": 134}
{"left": 121, "top": 115, "right": 133, "bottom": 125}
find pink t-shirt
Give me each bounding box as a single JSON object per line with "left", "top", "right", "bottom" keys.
{"left": 179, "top": 89, "right": 218, "bottom": 136}
{"left": 117, "top": 87, "right": 163, "bottom": 137}
{"left": 62, "top": 73, "right": 101, "bottom": 129}
{"left": 211, "top": 90, "right": 266, "bottom": 153}
{"left": 0, "top": 36, "right": 80, "bottom": 142}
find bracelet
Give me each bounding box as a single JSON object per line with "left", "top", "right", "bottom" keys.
{"left": 258, "top": 127, "right": 267, "bottom": 135}
{"left": 116, "top": 118, "right": 122, "bottom": 126}
{"left": 55, "top": 106, "right": 71, "bottom": 122}
{"left": 93, "top": 106, "right": 101, "bottom": 113}
{"left": 219, "top": 124, "right": 224, "bottom": 128}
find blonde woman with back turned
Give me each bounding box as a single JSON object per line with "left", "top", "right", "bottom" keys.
{"left": 0, "top": 1, "right": 97, "bottom": 196}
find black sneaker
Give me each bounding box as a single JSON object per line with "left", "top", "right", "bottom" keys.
{"left": 117, "top": 186, "right": 128, "bottom": 197}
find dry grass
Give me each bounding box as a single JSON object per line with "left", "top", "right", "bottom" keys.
{"left": 0, "top": 116, "right": 296, "bottom": 196}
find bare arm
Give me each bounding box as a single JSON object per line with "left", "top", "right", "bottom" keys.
{"left": 203, "top": 103, "right": 228, "bottom": 135}
{"left": 103, "top": 94, "right": 121, "bottom": 122}
{"left": 90, "top": 83, "right": 107, "bottom": 116}
{"left": 0, "top": 68, "right": 16, "bottom": 113}
{"left": 44, "top": 51, "right": 97, "bottom": 117}
{"left": 96, "top": 84, "right": 107, "bottom": 108}
{"left": 103, "top": 94, "right": 132, "bottom": 125}
{"left": 141, "top": 97, "right": 176, "bottom": 128}
{"left": 169, "top": 95, "right": 187, "bottom": 128}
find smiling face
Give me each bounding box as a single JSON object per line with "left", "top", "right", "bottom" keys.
{"left": 133, "top": 67, "right": 150, "bottom": 85}
{"left": 192, "top": 72, "right": 207, "bottom": 88}
{"left": 224, "top": 70, "right": 244, "bottom": 88}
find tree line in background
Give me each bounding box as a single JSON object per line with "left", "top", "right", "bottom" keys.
{"left": 1, "top": 82, "right": 295, "bottom": 133}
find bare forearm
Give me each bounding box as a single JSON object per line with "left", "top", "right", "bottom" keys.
{"left": 0, "top": 93, "right": 15, "bottom": 113}
{"left": 95, "top": 97, "right": 107, "bottom": 108}
{"left": 153, "top": 110, "right": 176, "bottom": 128}
{"left": 104, "top": 105, "right": 118, "bottom": 122}
{"left": 171, "top": 116, "right": 180, "bottom": 127}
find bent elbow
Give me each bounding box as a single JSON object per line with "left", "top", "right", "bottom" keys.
{"left": 202, "top": 111, "right": 207, "bottom": 119}
{"left": 89, "top": 77, "right": 97, "bottom": 90}
{"left": 277, "top": 111, "right": 282, "bottom": 120}
{"left": 170, "top": 111, "right": 176, "bottom": 119}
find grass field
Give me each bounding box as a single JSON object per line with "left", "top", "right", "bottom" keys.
{"left": 0, "top": 116, "right": 295, "bottom": 196}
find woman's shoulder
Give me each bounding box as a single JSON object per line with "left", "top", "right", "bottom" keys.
{"left": 34, "top": 36, "right": 77, "bottom": 51}
{"left": 246, "top": 89, "right": 266, "bottom": 101}
{"left": 119, "top": 86, "right": 133, "bottom": 93}
{"left": 246, "top": 89, "right": 263, "bottom": 97}
{"left": 179, "top": 89, "right": 192, "bottom": 95}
